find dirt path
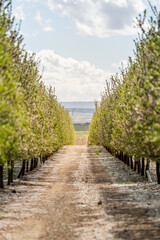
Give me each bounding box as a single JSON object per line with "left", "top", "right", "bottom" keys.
{"left": 75, "top": 134, "right": 88, "bottom": 145}
{"left": 0, "top": 140, "right": 160, "bottom": 239}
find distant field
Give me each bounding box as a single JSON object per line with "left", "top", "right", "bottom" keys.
{"left": 74, "top": 124, "right": 89, "bottom": 131}
{"left": 69, "top": 111, "right": 93, "bottom": 120}
{"left": 62, "top": 102, "right": 95, "bottom": 127}
{"left": 67, "top": 108, "right": 94, "bottom": 113}
{"left": 75, "top": 131, "right": 88, "bottom": 135}
{"left": 61, "top": 102, "right": 96, "bottom": 109}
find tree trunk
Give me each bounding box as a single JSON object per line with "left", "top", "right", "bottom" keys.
{"left": 11, "top": 161, "right": 14, "bottom": 183}
{"left": 22, "top": 160, "right": 26, "bottom": 176}
{"left": 30, "top": 159, "right": 34, "bottom": 171}
{"left": 42, "top": 156, "right": 46, "bottom": 163}
{"left": 34, "top": 158, "right": 38, "bottom": 168}
{"left": 7, "top": 160, "right": 11, "bottom": 185}
{"left": 138, "top": 159, "right": 141, "bottom": 174}
{"left": 156, "top": 162, "right": 160, "bottom": 184}
{"left": 127, "top": 155, "right": 130, "bottom": 166}
{"left": 130, "top": 156, "right": 133, "bottom": 169}
{"left": 18, "top": 160, "right": 26, "bottom": 178}
{"left": 141, "top": 158, "right": 145, "bottom": 176}
{"left": 26, "top": 161, "right": 29, "bottom": 172}
{"left": 33, "top": 158, "right": 35, "bottom": 168}
{"left": 0, "top": 165, "right": 4, "bottom": 189}
{"left": 145, "top": 159, "right": 150, "bottom": 178}
{"left": 122, "top": 153, "right": 124, "bottom": 162}
{"left": 134, "top": 160, "right": 137, "bottom": 171}
{"left": 120, "top": 152, "right": 123, "bottom": 161}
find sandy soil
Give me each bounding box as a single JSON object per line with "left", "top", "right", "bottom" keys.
{"left": 0, "top": 137, "right": 160, "bottom": 240}
{"left": 75, "top": 135, "right": 88, "bottom": 145}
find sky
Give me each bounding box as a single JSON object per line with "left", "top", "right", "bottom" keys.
{"left": 12, "top": 0, "right": 158, "bottom": 102}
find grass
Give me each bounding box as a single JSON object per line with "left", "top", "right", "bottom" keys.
{"left": 94, "top": 149, "right": 102, "bottom": 155}
{"left": 117, "top": 177, "right": 139, "bottom": 184}
{"left": 75, "top": 131, "right": 88, "bottom": 135}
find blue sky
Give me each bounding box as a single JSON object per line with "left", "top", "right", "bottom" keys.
{"left": 12, "top": 0, "right": 158, "bottom": 101}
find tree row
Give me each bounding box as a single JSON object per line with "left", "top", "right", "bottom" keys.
{"left": 88, "top": 8, "right": 160, "bottom": 183}
{"left": 0, "top": 0, "right": 75, "bottom": 188}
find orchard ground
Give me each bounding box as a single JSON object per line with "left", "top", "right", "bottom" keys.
{"left": 0, "top": 135, "right": 160, "bottom": 240}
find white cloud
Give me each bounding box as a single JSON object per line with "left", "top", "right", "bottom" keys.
{"left": 12, "top": 6, "right": 25, "bottom": 21}
{"left": 36, "top": 50, "right": 111, "bottom": 101}
{"left": 46, "top": 0, "right": 145, "bottom": 37}
{"left": 112, "top": 60, "right": 128, "bottom": 69}
{"left": 35, "top": 11, "right": 54, "bottom": 32}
